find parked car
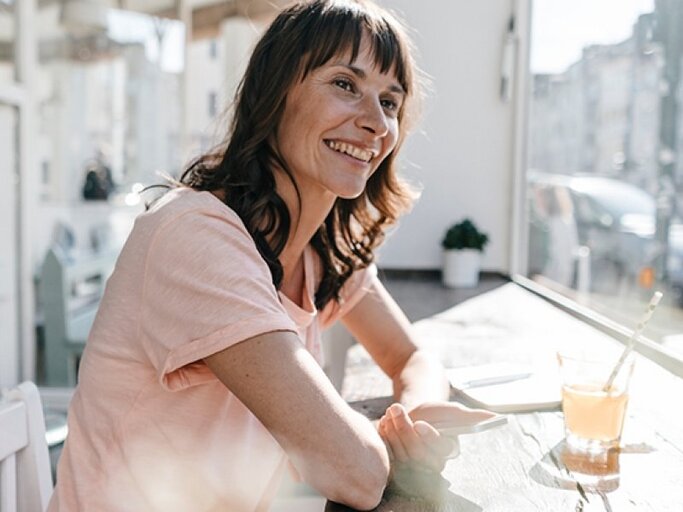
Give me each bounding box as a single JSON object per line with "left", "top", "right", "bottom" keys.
{"left": 527, "top": 172, "right": 660, "bottom": 295}
{"left": 666, "top": 224, "right": 683, "bottom": 304}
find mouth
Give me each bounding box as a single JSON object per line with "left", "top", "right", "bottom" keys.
{"left": 324, "top": 139, "right": 376, "bottom": 163}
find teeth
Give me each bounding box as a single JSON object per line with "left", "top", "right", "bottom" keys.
{"left": 325, "top": 140, "right": 373, "bottom": 163}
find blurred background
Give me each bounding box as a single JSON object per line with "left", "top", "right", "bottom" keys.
{"left": 2, "top": 0, "right": 683, "bottom": 395}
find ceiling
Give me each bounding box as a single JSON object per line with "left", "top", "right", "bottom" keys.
{"left": 36, "top": 0, "right": 289, "bottom": 19}
{"left": 33, "top": 0, "right": 290, "bottom": 40}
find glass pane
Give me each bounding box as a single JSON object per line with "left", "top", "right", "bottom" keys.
{"left": 527, "top": 0, "right": 683, "bottom": 362}
{"left": 0, "top": 0, "right": 15, "bottom": 83}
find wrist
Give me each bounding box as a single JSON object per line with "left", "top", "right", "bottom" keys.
{"left": 393, "top": 353, "right": 450, "bottom": 409}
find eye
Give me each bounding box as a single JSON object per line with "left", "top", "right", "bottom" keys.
{"left": 381, "top": 98, "right": 398, "bottom": 111}
{"left": 381, "top": 96, "right": 402, "bottom": 116}
{"left": 333, "top": 77, "right": 355, "bottom": 93}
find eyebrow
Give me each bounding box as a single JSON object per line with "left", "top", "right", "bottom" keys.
{"left": 339, "top": 64, "right": 406, "bottom": 95}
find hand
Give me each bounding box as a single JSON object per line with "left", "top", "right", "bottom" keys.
{"left": 378, "top": 401, "right": 498, "bottom": 474}
{"left": 378, "top": 403, "right": 454, "bottom": 474}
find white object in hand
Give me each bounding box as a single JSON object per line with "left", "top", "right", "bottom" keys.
{"left": 432, "top": 415, "right": 508, "bottom": 459}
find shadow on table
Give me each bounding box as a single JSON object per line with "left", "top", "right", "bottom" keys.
{"left": 347, "top": 396, "right": 394, "bottom": 419}
{"left": 530, "top": 439, "right": 622, "bottom": 493}
{"left": 326, "top": 467, "right": 482, "bottom": 512}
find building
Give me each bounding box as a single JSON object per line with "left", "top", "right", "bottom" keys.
{"left": 529, "top": 13, "right": 664, "bottom": 194}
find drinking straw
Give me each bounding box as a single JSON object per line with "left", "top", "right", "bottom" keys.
{"left": 603, "top": 291, "right": 663, "bottom": 391}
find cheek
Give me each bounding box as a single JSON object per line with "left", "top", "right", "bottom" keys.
{"left": 383, "top": 125, "right": 400, "bottom": 156}
{"left": 278, "top": 126, "right": 321, "bottom": 172}
{"left": 284, "top": 110, "right": 325, "bottom": 147}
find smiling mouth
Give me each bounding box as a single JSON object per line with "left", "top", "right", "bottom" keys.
{"left": 324, "top": 140, "right": 376, "bottom": 163}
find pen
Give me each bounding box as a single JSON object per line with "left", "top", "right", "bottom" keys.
{"left": 458, "top": 372, "right": 532, "bottom": 390}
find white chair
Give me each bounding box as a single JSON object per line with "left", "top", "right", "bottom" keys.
{"left": 0, "top": 382, "right": 53, "bottom": 512}
{"left": 41, "top": 247, "right": 115, "bottom": 386}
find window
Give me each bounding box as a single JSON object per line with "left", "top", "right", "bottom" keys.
{"left": 525, "top": 0, "right": 683, "bottom": 364}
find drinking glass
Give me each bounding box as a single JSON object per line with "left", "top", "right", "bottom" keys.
{"left": 557, "top": 351, "right": 634, "bottom": 454}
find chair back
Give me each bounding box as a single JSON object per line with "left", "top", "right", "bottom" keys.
{"left": 0, "top": 382, "right": 53, "bottom": 512}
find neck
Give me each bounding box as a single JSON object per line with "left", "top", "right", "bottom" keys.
{"left": 273, "top": 170, "right": 336, "bottom": 276}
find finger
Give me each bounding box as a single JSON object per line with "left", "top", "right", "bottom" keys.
{"left": 378, "top": 416, "right": 395, "bottom": 461}
{"left": 380, "top": 413, "right": 409, "bottom": 462}
{"left": 388, "top": 404, "right": 428, "bottom": 463}
{"left": 413, "top": 421, "right": 452, "bottom": 458}
{"left": 413, "top": 421, "right": 452, "bottom": 472}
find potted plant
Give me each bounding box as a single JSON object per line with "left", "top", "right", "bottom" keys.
{"left": 441, "top": 218, "right": 489, "bottom": 288}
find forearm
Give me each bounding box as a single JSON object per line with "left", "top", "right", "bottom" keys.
{"left": 392, "top": 349, "right": 450, "bottom": 410}
{"left": 340, "top": 279, "right": 450, "bottom": 410}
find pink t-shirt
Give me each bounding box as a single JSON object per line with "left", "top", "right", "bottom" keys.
{"left": 48, "top": 188, "right": 377, "bottom": 512}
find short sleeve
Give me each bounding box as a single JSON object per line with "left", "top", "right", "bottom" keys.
{"left": 141, "top": 208, "right": 297, "bottom": 391}
{"left": 319, "top": 264, "right": 378, "bottom": 328}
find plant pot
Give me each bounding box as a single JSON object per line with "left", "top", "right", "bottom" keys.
{"left": 442, "top": 249, "right": 481, "bottom": 288}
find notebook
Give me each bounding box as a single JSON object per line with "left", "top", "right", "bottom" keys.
{"left": 447, "top": 362, "right": 562, "bottom": 413}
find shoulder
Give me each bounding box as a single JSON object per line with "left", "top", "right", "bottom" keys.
{"left": 145, "top": 187, "right": 242, "bottom": 225}
{"left": 137, "top": 187, "right": 251, "bottom": 244}
{"left": 138, "top": 188, "right": 277, "bottom": 296}
{"left": 117, "top": 187, "right": 261, "bottom": 274}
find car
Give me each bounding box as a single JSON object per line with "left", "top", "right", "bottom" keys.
{"left": 666, "top": 224, "right": 683, "bottom": 304}
{"left": 527, "top": 172, "right": 660, "bottom": 295}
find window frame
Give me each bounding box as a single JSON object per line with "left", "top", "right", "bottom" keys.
{"left": 0, "top": 0, "right": 37, "bottom": 385}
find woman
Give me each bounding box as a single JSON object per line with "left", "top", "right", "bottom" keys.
{"left": 48, "top": 1, "right": 493, "bottom": 511}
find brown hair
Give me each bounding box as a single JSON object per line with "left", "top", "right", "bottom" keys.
{"left": 181, "top": 0, "right": 420, "bottom": 309}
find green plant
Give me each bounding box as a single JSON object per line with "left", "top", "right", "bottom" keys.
{"left": 442, "top": 218, "right": 489, "bottom": 251}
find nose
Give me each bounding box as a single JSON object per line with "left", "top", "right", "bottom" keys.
{"left": 356, "top": 95, "right": 389, "bottom": 137}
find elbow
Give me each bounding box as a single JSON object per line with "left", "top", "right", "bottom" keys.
{"left": 290, "top": 419, "right": 390, "bottom": 509}
{"left": 327, "top": 440, "right": 389, "bottom": 510}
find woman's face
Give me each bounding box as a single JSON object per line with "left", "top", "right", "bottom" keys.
{"left": 275, "top": 36, "right": 405, "bottom": 201}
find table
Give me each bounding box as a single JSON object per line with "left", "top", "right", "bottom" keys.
{"left": 327, "top": 283, "right": 683, "bottom": 511}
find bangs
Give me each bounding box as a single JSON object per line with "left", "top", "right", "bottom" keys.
{"left": 297, "top": 1, "right": 410, "bottom": 94}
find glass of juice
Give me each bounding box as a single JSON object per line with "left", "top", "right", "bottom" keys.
{"left": 557, "top": 351, "right": 635, "bottom": 454}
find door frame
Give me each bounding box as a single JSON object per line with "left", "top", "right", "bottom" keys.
{"left": 0, "top": 0, "right": 37, "bottom": 385}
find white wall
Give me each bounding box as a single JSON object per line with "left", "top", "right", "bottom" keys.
{"left": 185, "top": 17, "right": 264, "bottom": 157}
{"left": 183, "top": 2, "right": 517, "bottom": 273}
{"left": 186, "top": 38, "right": 224, "bottom": 152}
{"left": 220, "top": 16, "right": 264, "bottom": 110}
{"left": 376, "top": 0, "right": 516, "bottom": 272}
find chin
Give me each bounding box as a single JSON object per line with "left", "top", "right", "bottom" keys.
{"left": 328, "top": 176, "right": 371, "bottom": 200}
{"left": 334, "top": 185, "right": 367, "bottom": 200}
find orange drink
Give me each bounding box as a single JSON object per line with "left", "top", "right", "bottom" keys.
{"left": 562, "top": 384, "right": 628, "bottom": 443}
{"left": 557, "top": 352, "right": 634, "bottom": 453}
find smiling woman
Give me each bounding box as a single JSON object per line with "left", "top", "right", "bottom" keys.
{"left": 181, "top": 0, "right": 420, "bottom": 309}
{"left": 47, "top": 2, "right": 495, "bottom": 511}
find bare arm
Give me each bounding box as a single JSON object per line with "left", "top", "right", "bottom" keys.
{"left": 204, "top": 331, "right": 389, "bottom": 510}
{"left": 341, "top": 278, "right": 450, "bottom": 408}
{"left": 342, "top": 278, "right": 496, "bottom": 473}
